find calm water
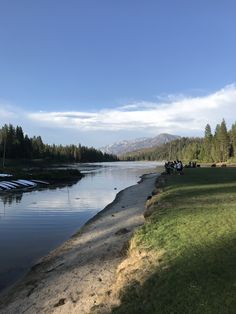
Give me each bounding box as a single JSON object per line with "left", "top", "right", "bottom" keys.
{"left": 0, "top": 161, "right": 162, "bottom": 292}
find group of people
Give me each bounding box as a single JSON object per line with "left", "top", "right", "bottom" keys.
{"left": 164, "top": 160, "right": 184, "bottom": 175}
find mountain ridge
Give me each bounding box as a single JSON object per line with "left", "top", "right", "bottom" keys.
{"left": 100, "top": 133, "right": 180, "bottom": 156}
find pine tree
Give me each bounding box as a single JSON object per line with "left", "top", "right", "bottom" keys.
{"left": 212, "top": 124, "right": 221, "bottom": 162}
{"left": 218, "top": 119, "right": 230, "bottom": 162}
{"left": 203, "top": 124, "right": 213, "bottom": 162}
{"left": 229, "top": 122, "right": 236, "bottom": 158}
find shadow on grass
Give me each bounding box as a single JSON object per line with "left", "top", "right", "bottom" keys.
{"left": 112, "top": 235, "right": 236, "bottom": 314}
{"left": 112, "top": 168, "right": 236, "bottom": 313}
{"left": 164, "top": 167, "right": 236, "bottom": 189}
{"left": 156, "top": 171, "right": 236, "bottom": 214}
{"left": 160, "top": 183, "right": 236, "bottom": 208}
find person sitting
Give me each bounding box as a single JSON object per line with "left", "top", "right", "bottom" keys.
{"left": 164, "top": 162, "right": 171, "bottom": 175}
{"left": 176, "top": 160, "right": 183, "bottom": 174}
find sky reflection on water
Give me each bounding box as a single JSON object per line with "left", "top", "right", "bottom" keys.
{"left": 0, "top": 161, "right": 161, "bottom": 292}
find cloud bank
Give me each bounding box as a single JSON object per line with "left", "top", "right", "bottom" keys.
{"left": 1, "top": 84, "right": 236, "bottom": 145}
{"left": 27, "top": 84, "right": 236, "bottom": 132}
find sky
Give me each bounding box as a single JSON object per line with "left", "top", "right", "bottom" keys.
{"left": 1, "top": 0, "right": 236, "bottom": 147}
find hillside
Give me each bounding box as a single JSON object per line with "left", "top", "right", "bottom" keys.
{"left": 122, "top": 119, "right": 236, "bottom": 163}
{"left": 122, "top": 137, "right": 203, "bottom": 161}
{"left": 100, "top": 133, "right": 180, "bottom": 156}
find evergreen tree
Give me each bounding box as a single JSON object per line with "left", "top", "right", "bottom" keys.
{"left": 0, "top": 124, "right": 118, "bottom": 163}
{"left": 229, "top": 122, "right": 236, "bottom": 158}
{"left": 202, "top": 124, "right": 213, "bottom": 162}
{"left": 218, "top": 119, "right": 230, "bottom": 162}
{"left": 212, "top": 124, "right": 221, "bottom": 162}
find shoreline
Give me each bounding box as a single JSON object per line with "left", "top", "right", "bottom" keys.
{"left": 75, "top": 172, "right": 156, "bottom": 234}
{"left": 0, "top": 171, "right": 159, "bottom": 314}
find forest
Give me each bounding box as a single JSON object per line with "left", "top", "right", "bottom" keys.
{"left": 0, "top": 124, "right": 118, "bottom": 163}
{"left": 123, "top": 119, "right": 236, "bottom": 163}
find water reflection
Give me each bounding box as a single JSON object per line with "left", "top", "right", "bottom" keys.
{"left": 0, "top": 192, "right": 23, "bottom": 206}
{"left": 0, "top": 180, "right": 80, "bottom": 207}
{"left": 0, "top": 161, "right": 161, "bottom": 292}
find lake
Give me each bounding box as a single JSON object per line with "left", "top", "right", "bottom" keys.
{"left": 0, "top": 161, "right": 162, "bottom": 292}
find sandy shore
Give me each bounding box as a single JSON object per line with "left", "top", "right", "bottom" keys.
{"left": 0, "top": 172, "right": 158, "bottom": 314}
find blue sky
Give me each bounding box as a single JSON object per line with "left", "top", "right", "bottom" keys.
{"left": 1, "top": 0, "right": 236, "bottom": 147}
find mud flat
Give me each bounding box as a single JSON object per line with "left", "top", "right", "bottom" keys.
{"left": 0, "top": 172, "right": 158, "bottom": 314}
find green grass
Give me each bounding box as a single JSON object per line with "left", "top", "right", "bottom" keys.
{"left": 113, "top": 168, "right": 236, "bottom": 314}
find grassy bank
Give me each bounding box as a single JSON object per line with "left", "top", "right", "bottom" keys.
{"left": 113, "top": 168, "right": 236, "bottom": 314}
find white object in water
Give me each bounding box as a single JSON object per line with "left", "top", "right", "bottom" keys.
{"left": 16, "top": 179, "right": 37, "bottom": 187}
{"left": 4, "top": 181, "right": 21, "bottom": 187}
{"left": 12, "top": 180, "right": 32, "bottom": 187}
{"left": 1, "top": 181, "right": 18, "bottom": 189}
{"left": 0, "top": 183, "right": 12, "bottom": 190}
{"left": 12, "top": 180, "right": 29, "bottom": 187}
{"left": 31, "top": 179, "right": 49, "bottom": 185}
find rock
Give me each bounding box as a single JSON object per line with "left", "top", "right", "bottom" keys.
{"left": 115, "top": 228, "right": 130, "bottom": 235}
{"left": 53, "top": 298, "right": 66, "bottom": 307}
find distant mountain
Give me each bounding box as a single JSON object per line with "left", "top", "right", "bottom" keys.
{"left": 100, "top": 133, "right": 180, "bottom": 156}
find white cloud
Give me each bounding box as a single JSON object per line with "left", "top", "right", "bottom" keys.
{"left": 1, "top": 83, "right": 236, "bottom": 145}
{"left": 0, "top": 104, "right": 18, "bottom": 120}
{"left": 27, "top": 84, "right": 236, "bottom": 134}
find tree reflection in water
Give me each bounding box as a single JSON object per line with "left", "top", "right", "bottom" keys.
{"left": 0, "top": 192, "right": 23, "bottom": 206}
{"left": 0, "top": 180, "right": 80, "bottom": 207}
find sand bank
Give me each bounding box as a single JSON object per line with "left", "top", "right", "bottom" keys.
{"left": 0, "top": 172, "right": 158, "bottom": 314}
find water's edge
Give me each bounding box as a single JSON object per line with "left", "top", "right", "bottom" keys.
{"left": 0, "top": 171, "right": 157, "bottom": 299}
{"left": 71, "top": 172, "right": 155, "bottom": 238}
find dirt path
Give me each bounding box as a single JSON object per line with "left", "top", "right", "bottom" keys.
{"left": 0, "top": 173, "right": 158, "bottom": 314}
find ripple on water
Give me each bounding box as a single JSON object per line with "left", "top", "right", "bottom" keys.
{"left": 0, "top": 161, "right": 161, "bottom": 292}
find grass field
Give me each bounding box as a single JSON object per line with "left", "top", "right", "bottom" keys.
{"left": 113, "top": 168, "right": 236, "bottom": 314}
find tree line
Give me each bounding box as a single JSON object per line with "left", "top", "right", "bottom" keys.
{"left": 0, "top": 124, "right": 118, "bottom": 163}
{"left": 123, "top": 119, "right": 236, "bottom": 163}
